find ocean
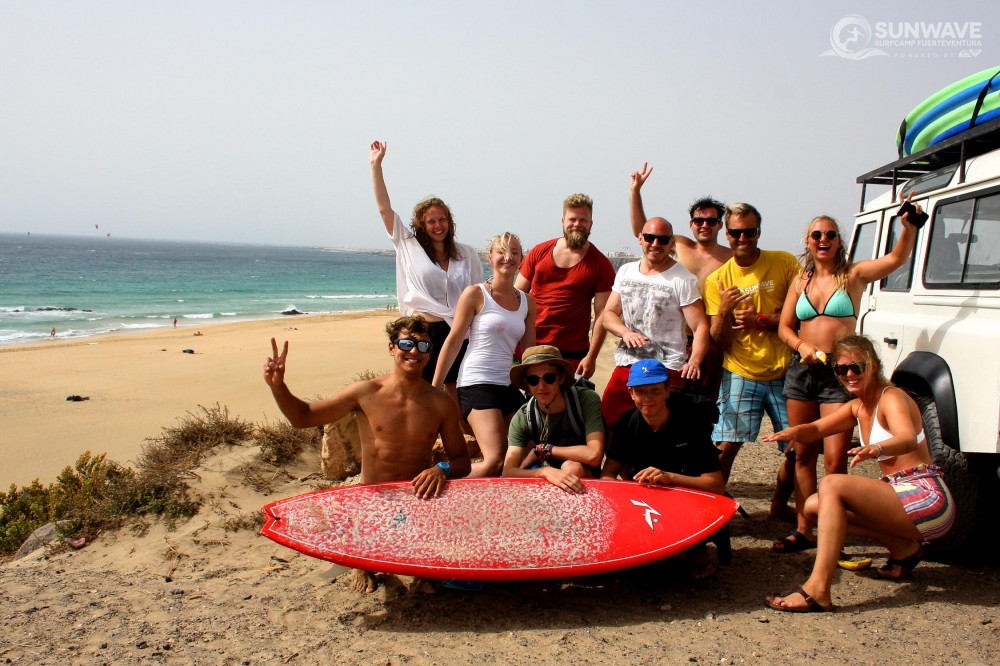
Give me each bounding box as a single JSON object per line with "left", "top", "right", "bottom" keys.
{"left": 0, "top": 233, "right": 399, "bottom": 346}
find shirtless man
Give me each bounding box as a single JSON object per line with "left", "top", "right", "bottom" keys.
{"left": 628, "top": 163, "right": 732, "bottom": 283}
{"left": 263, "top": 315, "right": 471, "bottom": 591}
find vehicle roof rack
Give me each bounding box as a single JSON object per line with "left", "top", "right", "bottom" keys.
{"left": 856, "top": 116, "right": 1000, "bottom": 211}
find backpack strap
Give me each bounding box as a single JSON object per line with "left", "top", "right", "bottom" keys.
{"left": 525, "top": 396, "right": 542, "bottom": 443}
{"left": 563, "top": 387, "right": 585, "bottom": 438}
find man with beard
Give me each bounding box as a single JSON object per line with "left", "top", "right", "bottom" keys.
{"left": 516, "top": 193, "right": 617, "bottom": 379}
{"left": 600, "top": 217, "right": 710, "bottom": 429}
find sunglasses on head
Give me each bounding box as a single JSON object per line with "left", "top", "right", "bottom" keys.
{"left": 810, "top": 230, "right": 839, "bottom": 241}
{"left": 394, "top": 338, "right": 433, "bottom": 353}
{"left": 726, "top": 227, "right": 760, "bottom": 239}
{"left": 641, "top": 232, "right": 673, "bottom": 245}
{"left": 833, "top": 362, "right": 866, "bottom": 376}
{"left": 525, "top": 372, "right": 559, "bottom": 387}
{"left": 691, "top": 217, "right": 721, "bottom": 226}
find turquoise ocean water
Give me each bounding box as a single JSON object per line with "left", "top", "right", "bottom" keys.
{"left": 0, "top": 233, "right": 399, "bottom": 346}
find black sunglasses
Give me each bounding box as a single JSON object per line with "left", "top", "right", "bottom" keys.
{"left": 726, "top": 227, "right": 760, "bottom": 239}
{"left": 691, "top": 217, "right": 721, "bottom": 226}
{"left": 641, "top": 232, "right": 673, "bottom": 245}
{"left": 394, "top": 338, "right": 433, "bottom": 353}
{"left": 833, "top": 362, "right": 866, "bottom": 376}
{"left": 525, "top": 372, "right": 559, "bottom": 387}
{"left": 810, "top": 230, "right": 839, "bottom": 241}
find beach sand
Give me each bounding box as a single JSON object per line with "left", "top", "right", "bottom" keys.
{"left": 1, "top": 312, "right": 997, "bottom": 664}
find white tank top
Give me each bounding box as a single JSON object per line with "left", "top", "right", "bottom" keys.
{"left": 457, "top": 283, "right": 527, "bottom": 387}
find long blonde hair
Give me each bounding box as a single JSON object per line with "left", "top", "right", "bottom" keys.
{"left": 799, "top": 215, "right": 850, "bottom": 291}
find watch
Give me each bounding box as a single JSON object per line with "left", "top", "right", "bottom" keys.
{"left": 755, "top": 314, "right": 769, "bottom": 330}
{"left": 435, "top": 461, "right": 451, "bottom": 477}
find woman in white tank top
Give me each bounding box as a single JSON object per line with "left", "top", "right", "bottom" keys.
{"left": 434, "top": 233, "right": 536, "bottom": 477}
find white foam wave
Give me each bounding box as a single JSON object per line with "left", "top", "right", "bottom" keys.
{"left": 183, "top": 313, "right": 215, "bottom": 320}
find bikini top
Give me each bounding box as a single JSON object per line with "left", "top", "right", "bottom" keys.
{"left": 795, "top": 279, "right": 856, "bottom": 321}
{"left": 858, "top": 388, "right": 926, "bottom": 460}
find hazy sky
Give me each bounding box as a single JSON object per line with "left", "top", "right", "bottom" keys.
{"left": 1, "top": 2, "right": 996, "bottom": 254}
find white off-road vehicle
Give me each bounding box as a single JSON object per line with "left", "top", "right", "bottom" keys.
{"left": 850, "top": 117, "right": 1000, "bottom": 551}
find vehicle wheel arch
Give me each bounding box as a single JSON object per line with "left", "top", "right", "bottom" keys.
{"left": 891, "top": 351, "right": 960, "bottom": 452}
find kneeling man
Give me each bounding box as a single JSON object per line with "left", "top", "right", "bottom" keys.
{"left": 601, "top": 359, "right": 724, "bottom": 578}
{"left": 503, "top": 345, "right": 605, "bottom": 493}
{"left": 264, "top": 315, "right": 472, "bottom": 590}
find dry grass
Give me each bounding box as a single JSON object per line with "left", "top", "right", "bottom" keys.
{"left": 0, "top": 402, "right": 319, "bottom": 557}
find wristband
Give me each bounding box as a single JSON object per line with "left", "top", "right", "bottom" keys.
{"left": 755, "top": 314, "right": 769, "bottom": 330}
{"left": 872, "top": 444, "right": 883, "bottom": 458}
{"left": 435, "top": 461, "right": 451, "bottom": 478}
{"left": 794, "top": 340, "right": 804, "bottom": 353}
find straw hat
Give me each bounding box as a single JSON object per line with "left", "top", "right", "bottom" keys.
{"left": 509, "top": 345, "right": 577, "bottom": 391}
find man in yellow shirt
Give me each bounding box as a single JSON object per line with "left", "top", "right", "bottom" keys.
{"left": 703, "top": 203, "right": 801, "bottom": 523}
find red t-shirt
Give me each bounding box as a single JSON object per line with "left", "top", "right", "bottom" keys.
{"left": 519, "top": 238, "right": 616, "bottom": 352}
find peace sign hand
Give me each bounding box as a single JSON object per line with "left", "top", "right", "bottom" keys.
{"left": 264, "top": 338, "right": 289, "bottom": 387}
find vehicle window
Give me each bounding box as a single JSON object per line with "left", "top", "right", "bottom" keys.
{"left": 849, "top": 220, "right": 878, "bottom": 264}
{"left": 900, "top": 164, "right": 959, "bottom": 199}
{"left": 925, "top": 199, "right": 974, "bottom": 285}
{"left": 881, "top": 216, "right": 916, "bottom": 291}
{"left": 964, "top": 193, "right": 1000, "bottom": 285}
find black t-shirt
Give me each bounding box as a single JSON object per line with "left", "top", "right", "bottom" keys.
{"left": 607, "top": 393, "right": 720, "bottom": 478}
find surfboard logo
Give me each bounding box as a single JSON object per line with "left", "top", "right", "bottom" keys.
{"left": 630, "top": 499, "right": 661, "bottom": 530}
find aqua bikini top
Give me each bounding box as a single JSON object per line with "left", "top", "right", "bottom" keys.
{"left": 795, "top": 282, "right": 856, "bottom": 321}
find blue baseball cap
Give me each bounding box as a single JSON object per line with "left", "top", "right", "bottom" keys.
{"left": 627, "top": 359, "right": 669, "bottom": 387}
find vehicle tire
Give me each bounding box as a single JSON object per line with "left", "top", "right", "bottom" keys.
{"left": 916, "top": 396, "right": 977, "bottom": 556}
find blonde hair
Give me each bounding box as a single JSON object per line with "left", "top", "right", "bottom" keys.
{"left": 562, "top": 193, "right": 593, "bottom": 213}
{"left": 800, "top": 215, "right": 850, "bottom": 291}
{"left": 724, "top": 202, "right": 762, "bottom": 225}
{"left": 487, "top": 231, "right": 523, "bottom": 260}
{"left": 831, "top": 334, "right": 890, "bottom": 388}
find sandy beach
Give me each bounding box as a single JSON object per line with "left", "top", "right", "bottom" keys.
{"left": 1, "top": 312, "right": 997, "bottom": 665}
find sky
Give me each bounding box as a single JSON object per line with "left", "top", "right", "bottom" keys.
{"left": 1, "top": 2, "right": 997, "bottom": 255}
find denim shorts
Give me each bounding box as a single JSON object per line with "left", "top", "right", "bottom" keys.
{"left": 783, "top": 352, "right": 852, "bottom": 404}
{"left": 712, "top": 370, "right": 789, "bottom": 447}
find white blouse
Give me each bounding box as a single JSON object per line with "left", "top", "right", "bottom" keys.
{"left": 390, "top": 212, "right": 484, "bottom": 326}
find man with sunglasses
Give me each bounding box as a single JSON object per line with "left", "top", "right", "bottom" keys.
{"left": 504, "top": 346, "right": 605, "bottom": 492}
{"left": 628, "top": 163, "right": 732, "bottom": 284}
{"left": 264, "top": 314, "right": 472, "bottom": 501}
{"left": 601, "top": 216, "right": 710, "bottom": 429}
{"left": 702, "top": 204, "right": 801, "bottom": 510}
{"left": 516, "top": 193, "right": 617, "bottom": 379}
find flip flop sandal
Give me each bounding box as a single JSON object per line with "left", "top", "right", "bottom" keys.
{"left": 877, "top": 545, "right": 925, "bottom": 580}
{"left": 765, "top": 586, "right": 834, "bottom": 613}
{"left": 771, "top": 530, "right": 815, "bottom": 553}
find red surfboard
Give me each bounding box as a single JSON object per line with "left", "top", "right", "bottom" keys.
{"left": 260, "top": 478, "right": 738, "bottom": 581}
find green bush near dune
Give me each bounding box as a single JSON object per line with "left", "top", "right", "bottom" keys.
{"left": 0, "top": 404, "right": 318, "bottom": 558}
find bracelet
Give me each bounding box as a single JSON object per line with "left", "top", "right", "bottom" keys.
{"left": 794, "top": 340, "right": 804, "bottom": 353}
{"left": 872, "top": 444, "right": 884, "bottom": 457}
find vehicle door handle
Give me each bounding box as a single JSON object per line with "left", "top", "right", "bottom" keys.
{"left": 883, "top": 337, "right": 898, "bottom": 346}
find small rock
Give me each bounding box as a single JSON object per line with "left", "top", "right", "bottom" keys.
{"left": 756, "top": 616, "right": 770, "bottom": 623}
{"left": 659, "top": 604, "right": 673, "bottom": 612}
{"left": 135, "top": 640, "right": 149, "bottom": 649}
{"left": 982, "top": 618, "right": 992, "bottom": 625}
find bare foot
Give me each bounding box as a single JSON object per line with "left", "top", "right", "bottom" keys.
{"left": 685, "top": 544, "right": 717, "bottom": 580}
{"left": 349, "top": 569, "right": 379, "bottom": 593}
{"left": 768, "top": 504, "right": 797, "bottom": 523}
{"left": 407, "top": 577, "right": 438, "bottom": 595}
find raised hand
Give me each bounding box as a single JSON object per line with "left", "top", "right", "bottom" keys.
{"left": 263, "top": 338, "right": 289, "bottom": 387}
{"left": 630, "top": 162, "right": 653, "bottom": 193}
{"left": 370, "top": 140, "right": 387, "bottom": 168}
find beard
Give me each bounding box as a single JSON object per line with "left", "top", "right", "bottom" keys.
{"left": 564, "top": 228, "right": 590, "bottom": 249}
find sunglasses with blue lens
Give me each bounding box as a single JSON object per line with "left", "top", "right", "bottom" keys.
{"left": 394, "top": 338, "right": 433, "bottom": 353}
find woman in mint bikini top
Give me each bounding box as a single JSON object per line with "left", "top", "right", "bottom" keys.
{"left": 772, "top": 197, "right": 921, "bottom": 555}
